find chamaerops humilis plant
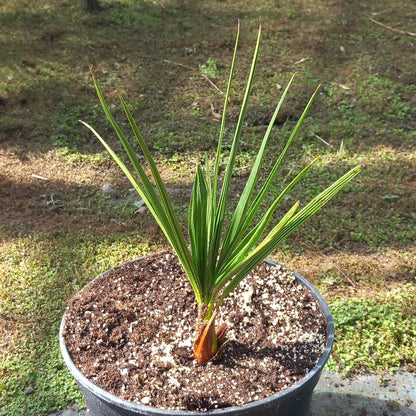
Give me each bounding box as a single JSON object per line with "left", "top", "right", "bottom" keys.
{"left": 80, "top": 24, "right": 362, "bottom": 364}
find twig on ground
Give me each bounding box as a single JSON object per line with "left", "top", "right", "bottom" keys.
{"left": 164, "top": 59, "right": 224, "bottom": 95}
{"left": 332, "top": 82, "right": 350, "bottom": 90}
{"left": 333, "top": 265, "right": 356, "bottom": 287}
{"left": 163, "top": 59, "right": 194, "bottom": 71}
{"left": 32, "top": 174, "right": 48, "bottom": 180}
{"left": 369, "top": 18, "right": 416, "bottom": 37}
{"left": 294, "top": 57, "right": 311, "bottom": 65}
{"left": 200, "top": 72, "right": 224, "bottom": 95}
{"left": 313, "top": 133, "right": 331, "bottom": 147}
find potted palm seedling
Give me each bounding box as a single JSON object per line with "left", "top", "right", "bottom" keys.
{"left": 60, "top": 24, "right": 362, "bottom": 416}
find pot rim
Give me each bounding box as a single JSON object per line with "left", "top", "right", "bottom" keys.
{"left": 59, "top": 257, "right": 334, "bottom": 415}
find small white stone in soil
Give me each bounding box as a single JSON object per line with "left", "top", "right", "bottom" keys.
{"left": 167, "top": 374, "right": 181, "bottom": 389}
{"left": 141, "top": 396, "right": 151, "bottom": 405}
{"left": 178, "top": 338, "right": 192, "bottom": 348}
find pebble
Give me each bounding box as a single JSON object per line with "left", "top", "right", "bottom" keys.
{"left": 101, "top": 183, "right": 118, "bottom": 197}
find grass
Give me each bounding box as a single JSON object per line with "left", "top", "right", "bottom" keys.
{"left": 0, "top": 0, "right": 415, "bottom": 414}
{"left": 329, "top": 286, "right": 416, "bottom": 376}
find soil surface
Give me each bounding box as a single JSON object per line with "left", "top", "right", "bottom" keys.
{"left": 62, "top": 252, "right": 327, "bottom": 412}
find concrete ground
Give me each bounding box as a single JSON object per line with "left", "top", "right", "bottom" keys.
{"left": 49, "top": 370, "right": 416, "bottom": 416}
{"left": 311, "top": 370, "right": 416, "bottom": 416}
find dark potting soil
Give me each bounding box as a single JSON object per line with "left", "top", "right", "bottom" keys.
{"left": 62, "top": 252, "right": 328, "bottom": 412}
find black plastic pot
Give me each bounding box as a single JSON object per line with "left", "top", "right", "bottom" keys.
{"left": 60, "top": 259, "right": 334, "bottom": 416}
